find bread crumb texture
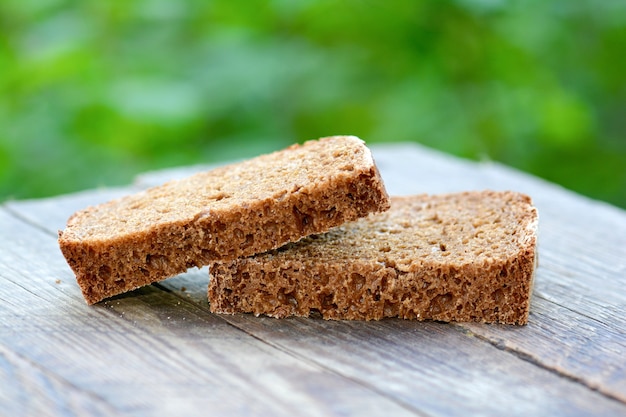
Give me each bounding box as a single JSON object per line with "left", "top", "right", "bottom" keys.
{"left": 58, "top": 136, "right": 389, "bottom": 304}
{"left": 209, "top": 191, "right": 538, "bottom": 325}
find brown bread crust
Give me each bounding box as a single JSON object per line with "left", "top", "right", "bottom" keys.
{"left": 58, "top": 136, "right": 390, "bottom": 305}
{"left": 209, "top": 191, "right": 538, "bottom": 325}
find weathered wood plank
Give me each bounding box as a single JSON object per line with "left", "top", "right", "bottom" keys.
{"left": 220, "top": 314, "right": 626, "bottom": 417}
{"left": 5, "top": 143, "right": 626, "bottom": 414}
{"left": 156, "top": 269, "right": 626, "bottom": 417}
{"left": 462, "top": 293, "right": 626, "bottom": 400}
{"left": 0, "top": 210, "right": 416, "bottom": 417}
{"left": 363, "top": 145, "right": 626, "bottom": 401}
{"left": 4, "top": 186, "right": 140, "bottom": 235}
{"left": 7, "top": 201, "right": 621, "bottom": 416}
{"left": 7, "top": 196, "right": 626, "bottom": 416}
{"left": 22, "top": 143, "right": 626, "bottom": 397}
{"left": 0, "top": 344, "right": 117, "bottom": 417}
{"left": 368, "top": 145, "right": 626, "bottom": 401}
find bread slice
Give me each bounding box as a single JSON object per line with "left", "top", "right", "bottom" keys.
{"left": 59, "top": 136, "right": 390, "bottom": 305}
{"left": 208, "top": 191, "right": 538, "bottom": 325}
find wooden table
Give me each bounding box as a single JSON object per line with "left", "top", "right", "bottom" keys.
{"left": 1, "top": 143, "right": 625, "bottom": 417}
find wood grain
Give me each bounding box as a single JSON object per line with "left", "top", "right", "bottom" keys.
{"left": 217, "top": 314, "right": 626, "bottom": 417}
{"left": 140, "top": 268, "right": 626, "bottom": 417}
{"left": 0, "top": 209, "right": 416, "bottom": 417}
{"left": 462, "top": 293, "right": 626, "bottom": 400}
{"left": 364, "top": 144, "right": 626, "bottom": 402}
{"left": 4, "top": 186, "right": 141, "bottom": 234}
{"left": 130, "top": 143, "right": 626, "bottom": 401}
{"left": 3, "top": 142, "right": 626, "bottom": 416}
{"left": 0, "top": 344, "right": 117, "bottom": 417}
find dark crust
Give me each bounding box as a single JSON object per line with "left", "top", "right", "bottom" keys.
{"left": 208, "top": 192, "right": 538, "bottom": 325}
{"left": 58, "top": 139, "right": 389, "bottom": 305}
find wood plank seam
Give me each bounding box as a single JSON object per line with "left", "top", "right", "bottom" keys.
{"left": 457, "top": 326, "right": 626, "bottom": 405}
{"left": 0, "top": 342, "right": 119, "bottom": 415}
{"left": 122, "top": 285, "right": 432, "bottom": 417}
{"left": 0, "top": 206, "right": 429, "bottom": 416}
{"left": 220, "top": 318, "right": 433, "bottom": 417}
{"left": 4, "top": 145, "right": 626, "bottom": 414}
{"left": 136, "top": 276, "right": 430, "bottom": 416}
{"left": 533, "top": 292, "right": 626, "bottom": 338}
{"left": 159, "top": 281, "right": 626, "bottom": 408}
{"left": 5, "top": 201, "right": 623, "bottom": 408}
{"left": 2, "top": 204, "right": 60, "bottom": 239}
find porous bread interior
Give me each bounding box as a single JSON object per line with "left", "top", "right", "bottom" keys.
{"left": 58, "top": 135, "right": 390, "bottom": 304}
{"left": 208, "top": 191, "right": 538, "bottom": 325}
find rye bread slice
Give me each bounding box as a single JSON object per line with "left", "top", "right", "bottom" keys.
{"left": 208, "top": 191, "right": 538, "bottom": 325}
{"left": 59, "top": 136, "right": 390, "bottom": 305}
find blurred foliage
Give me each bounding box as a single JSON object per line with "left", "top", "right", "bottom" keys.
{"left": 0, "top": 0, "right": 625, "bottom": 207}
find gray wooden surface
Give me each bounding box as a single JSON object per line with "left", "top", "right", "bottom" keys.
{"left": 1, "top": 143, "right": 625, "bottom": 417}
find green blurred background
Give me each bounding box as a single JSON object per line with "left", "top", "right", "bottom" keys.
{"left": 1, "top": 0, "right": 625, "bottom": 208}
